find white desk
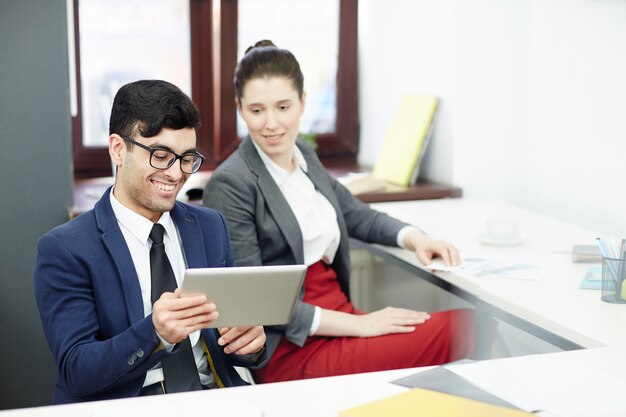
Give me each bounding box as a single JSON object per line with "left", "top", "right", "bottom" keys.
{"left": 0, "top": 368, "right": 415, "bottom": 417}
{"left": 356, "top": 198, "right": 626, "bottom": 349}
{"left": 4, "top": 347, "right": 626, "bottom": 417}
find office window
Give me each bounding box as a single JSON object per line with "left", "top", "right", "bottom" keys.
{"left": 71, "top": 0, "right": 191, "bottom": 177}
{"left": 78, "top": 0, "right": 191, "bottom": 147}
{"left": 215, "top": 0, "right": 358, "bottom": 165}
{"left": 71, "top": 0, "right": 358, "bottom": 178}
{"left": 237, "top": 0, "right": 339, "bottom": 136}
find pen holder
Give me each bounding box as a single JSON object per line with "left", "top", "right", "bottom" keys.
{"left": 601, "top": 256, "right": 626, "bottom": 304}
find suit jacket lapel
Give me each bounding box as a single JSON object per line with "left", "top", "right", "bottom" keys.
{"left": 239, "top": 137, "right": 305, "bottom": 264}
{"left": 94, "top": 188, "right": 144, "bottom": 324}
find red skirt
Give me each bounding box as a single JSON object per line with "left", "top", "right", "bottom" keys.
{"left": 255, "top": 261, "right": 475, "bottom": 383}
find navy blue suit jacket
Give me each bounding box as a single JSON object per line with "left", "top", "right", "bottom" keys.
{"left": 34, "top": 188, "right": 261, "bottom": 404}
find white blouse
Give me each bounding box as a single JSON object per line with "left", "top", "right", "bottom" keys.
{"left": 252, "top": 142, "right": 341, "bottom": 266}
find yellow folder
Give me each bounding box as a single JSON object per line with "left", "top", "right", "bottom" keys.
{"left": 371, "top": 95, "right": 438, "bottom": 187}
{"left": 339, "top": 388, "right": 533, "bottom": 417}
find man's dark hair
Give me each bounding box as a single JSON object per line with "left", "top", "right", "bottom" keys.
{"left": 109, "top": 80, "right": 200, "bottom": 141}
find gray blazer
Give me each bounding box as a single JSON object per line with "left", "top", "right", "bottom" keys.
{"left": 203, "top": 137, "right": 409, "bottom": 358}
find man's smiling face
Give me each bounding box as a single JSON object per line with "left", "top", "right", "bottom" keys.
{"left": 111, "top": 127, "right": 197, "bottom": 222}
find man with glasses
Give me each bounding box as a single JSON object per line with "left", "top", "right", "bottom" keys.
{"left": 34, "top": 80, "right": 266, "bottom": 404}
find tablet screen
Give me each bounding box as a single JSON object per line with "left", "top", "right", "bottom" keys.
{"left": 181, "top": 264, "right": 306, "bottom": 328}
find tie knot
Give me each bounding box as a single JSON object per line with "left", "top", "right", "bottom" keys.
{"left": 149, "top": 223, "right": 166, "bottom": 245}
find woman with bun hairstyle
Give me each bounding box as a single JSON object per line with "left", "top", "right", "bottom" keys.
{"left": 204, "top": 40, "right": 479, "bottom": 383}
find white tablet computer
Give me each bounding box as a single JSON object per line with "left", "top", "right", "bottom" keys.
{"left": 181, "top": 264, "right": 306, "bottom": 328}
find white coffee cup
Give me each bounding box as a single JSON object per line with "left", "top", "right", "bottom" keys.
{"left": 486, "top": 218, "right": 520, "bottom": 241}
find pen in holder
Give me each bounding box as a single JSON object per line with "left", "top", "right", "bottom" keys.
{"left": 601, "top": 256, "right": 626, "bottom": 304}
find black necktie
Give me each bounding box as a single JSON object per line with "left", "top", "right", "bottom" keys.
{"left": 149, "top": 223, "right": 202, "bottom": 393}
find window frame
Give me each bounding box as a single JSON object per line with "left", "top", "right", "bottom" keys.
{"left": 71, "top": 0, "right": 358, "bottom": 178}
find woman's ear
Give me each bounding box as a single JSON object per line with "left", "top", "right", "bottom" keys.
{"left": 235, "top": 97, "right": 242, "bottom": 114}
{"left": 300, "top": 90, "right": 307, "bottom": 116}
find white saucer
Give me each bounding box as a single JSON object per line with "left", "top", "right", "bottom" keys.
{"left": 478, "top": 233, "right": 526, "bottom": 246}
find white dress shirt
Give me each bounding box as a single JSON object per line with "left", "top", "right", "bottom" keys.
{"left": 109, "top": 189, "right": 215, "bottom": 388}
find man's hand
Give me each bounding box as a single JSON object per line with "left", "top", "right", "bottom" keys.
{"left": 152, "top": 289, "right": 219, "bottom": 344}
{"left": 217, "top": 326, "right": 266, "bottom": 355}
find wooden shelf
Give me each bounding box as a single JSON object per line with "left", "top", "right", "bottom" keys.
{"left": 72, "top": 167, "right": 462, "bottom": 218}
{"left": 324, "top": 163, "right": 462, "bottom": 203}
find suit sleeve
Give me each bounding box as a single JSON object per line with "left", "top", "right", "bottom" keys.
{"left": 34, "top": 232, "right": 169, "bottom": 398}
{"left": 204, "top": 168, "right": 316, "bottom": 347}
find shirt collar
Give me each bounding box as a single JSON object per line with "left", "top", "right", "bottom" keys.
{"left": 109, "top": 188, "right": 175, "bottom": 244}
{"left": 251, "top": 140, "right": 308, "bottom": 187}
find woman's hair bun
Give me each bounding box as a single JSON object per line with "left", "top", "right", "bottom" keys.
{"left": 244, "top": 39, "right": 277, "bottom": 55}
{"left": 234, "top": 39, "right": 304, "bottom": 100}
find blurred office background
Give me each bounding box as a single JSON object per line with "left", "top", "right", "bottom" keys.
{"left": 359, "top": 1, "right": 626, "bottom": 239}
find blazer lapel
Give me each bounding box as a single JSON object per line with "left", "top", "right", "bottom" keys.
{"left": 94, "top": 188, "right": 144, "bottom": 324}
{"left": 296, "top": 140, "right": 349, "bottom": 241}
{"left": 239, "top": 137, "right": 305, "bottom": 264}
{"left": 300, "top": 144, "right": 340, "bottom": 208}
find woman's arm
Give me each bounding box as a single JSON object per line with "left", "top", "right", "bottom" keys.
{"left": 329, "top": 174, "right": 460, "bottom": 266}
{"left": 330, "top": 173, "right": 407, "bottom": 246}
{"left": 402, "top": 228, "right": 461, "bottom": 266}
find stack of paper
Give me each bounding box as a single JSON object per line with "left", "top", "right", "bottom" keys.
{"left": 572, "top": 244, "right": 602, "bottom": 263}
{"left": 339, "top": 173, "right": 389, "bottom": 195}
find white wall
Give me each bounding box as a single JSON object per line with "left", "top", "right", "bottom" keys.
{"left": 359, "top": 0, "right": 626, "bottom": 237}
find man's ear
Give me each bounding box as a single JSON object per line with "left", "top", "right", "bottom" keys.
{"left": 109, "top": 134, "right": 125, "bottom": 169}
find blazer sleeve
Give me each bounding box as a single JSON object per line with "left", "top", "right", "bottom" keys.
{"left": 204, "top": 167, "right": 316, "bottom": 347}
{"left": 332, "top": 177, "right": 410, "bottom": 246}
{"left": 34, "top": 232, "right": 169, "bottom": 398}
{"left": 295, "top": 140, "right": 411, "bottom": 247}
{"left": 204, "top": 169, "right": 263, "bottom": 266}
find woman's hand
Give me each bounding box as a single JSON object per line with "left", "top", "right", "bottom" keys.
{"left": 403, "top": 230, "right": 460, "bottom": 266}
{"left": 355, "top": 307, "right": 431, "bottom": 337}
{"left": 315, "top": 307, "right": 430, "bottom": 338}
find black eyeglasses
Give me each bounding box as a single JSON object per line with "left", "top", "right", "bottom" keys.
{"left": 120, "top": 135, "right": 205, "bottom": 174}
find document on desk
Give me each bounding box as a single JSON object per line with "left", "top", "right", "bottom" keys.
{"left": 392, "top": 364, "right": 520, "bottom": 409}
{"left": 339, "top": 388, "right": 533, "bottom": 417}
{"left": 445, "top": 353, "right": 626, "bottom": 417}
{"left": 425, "top": 255, "right": 552, "bottom": 281}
